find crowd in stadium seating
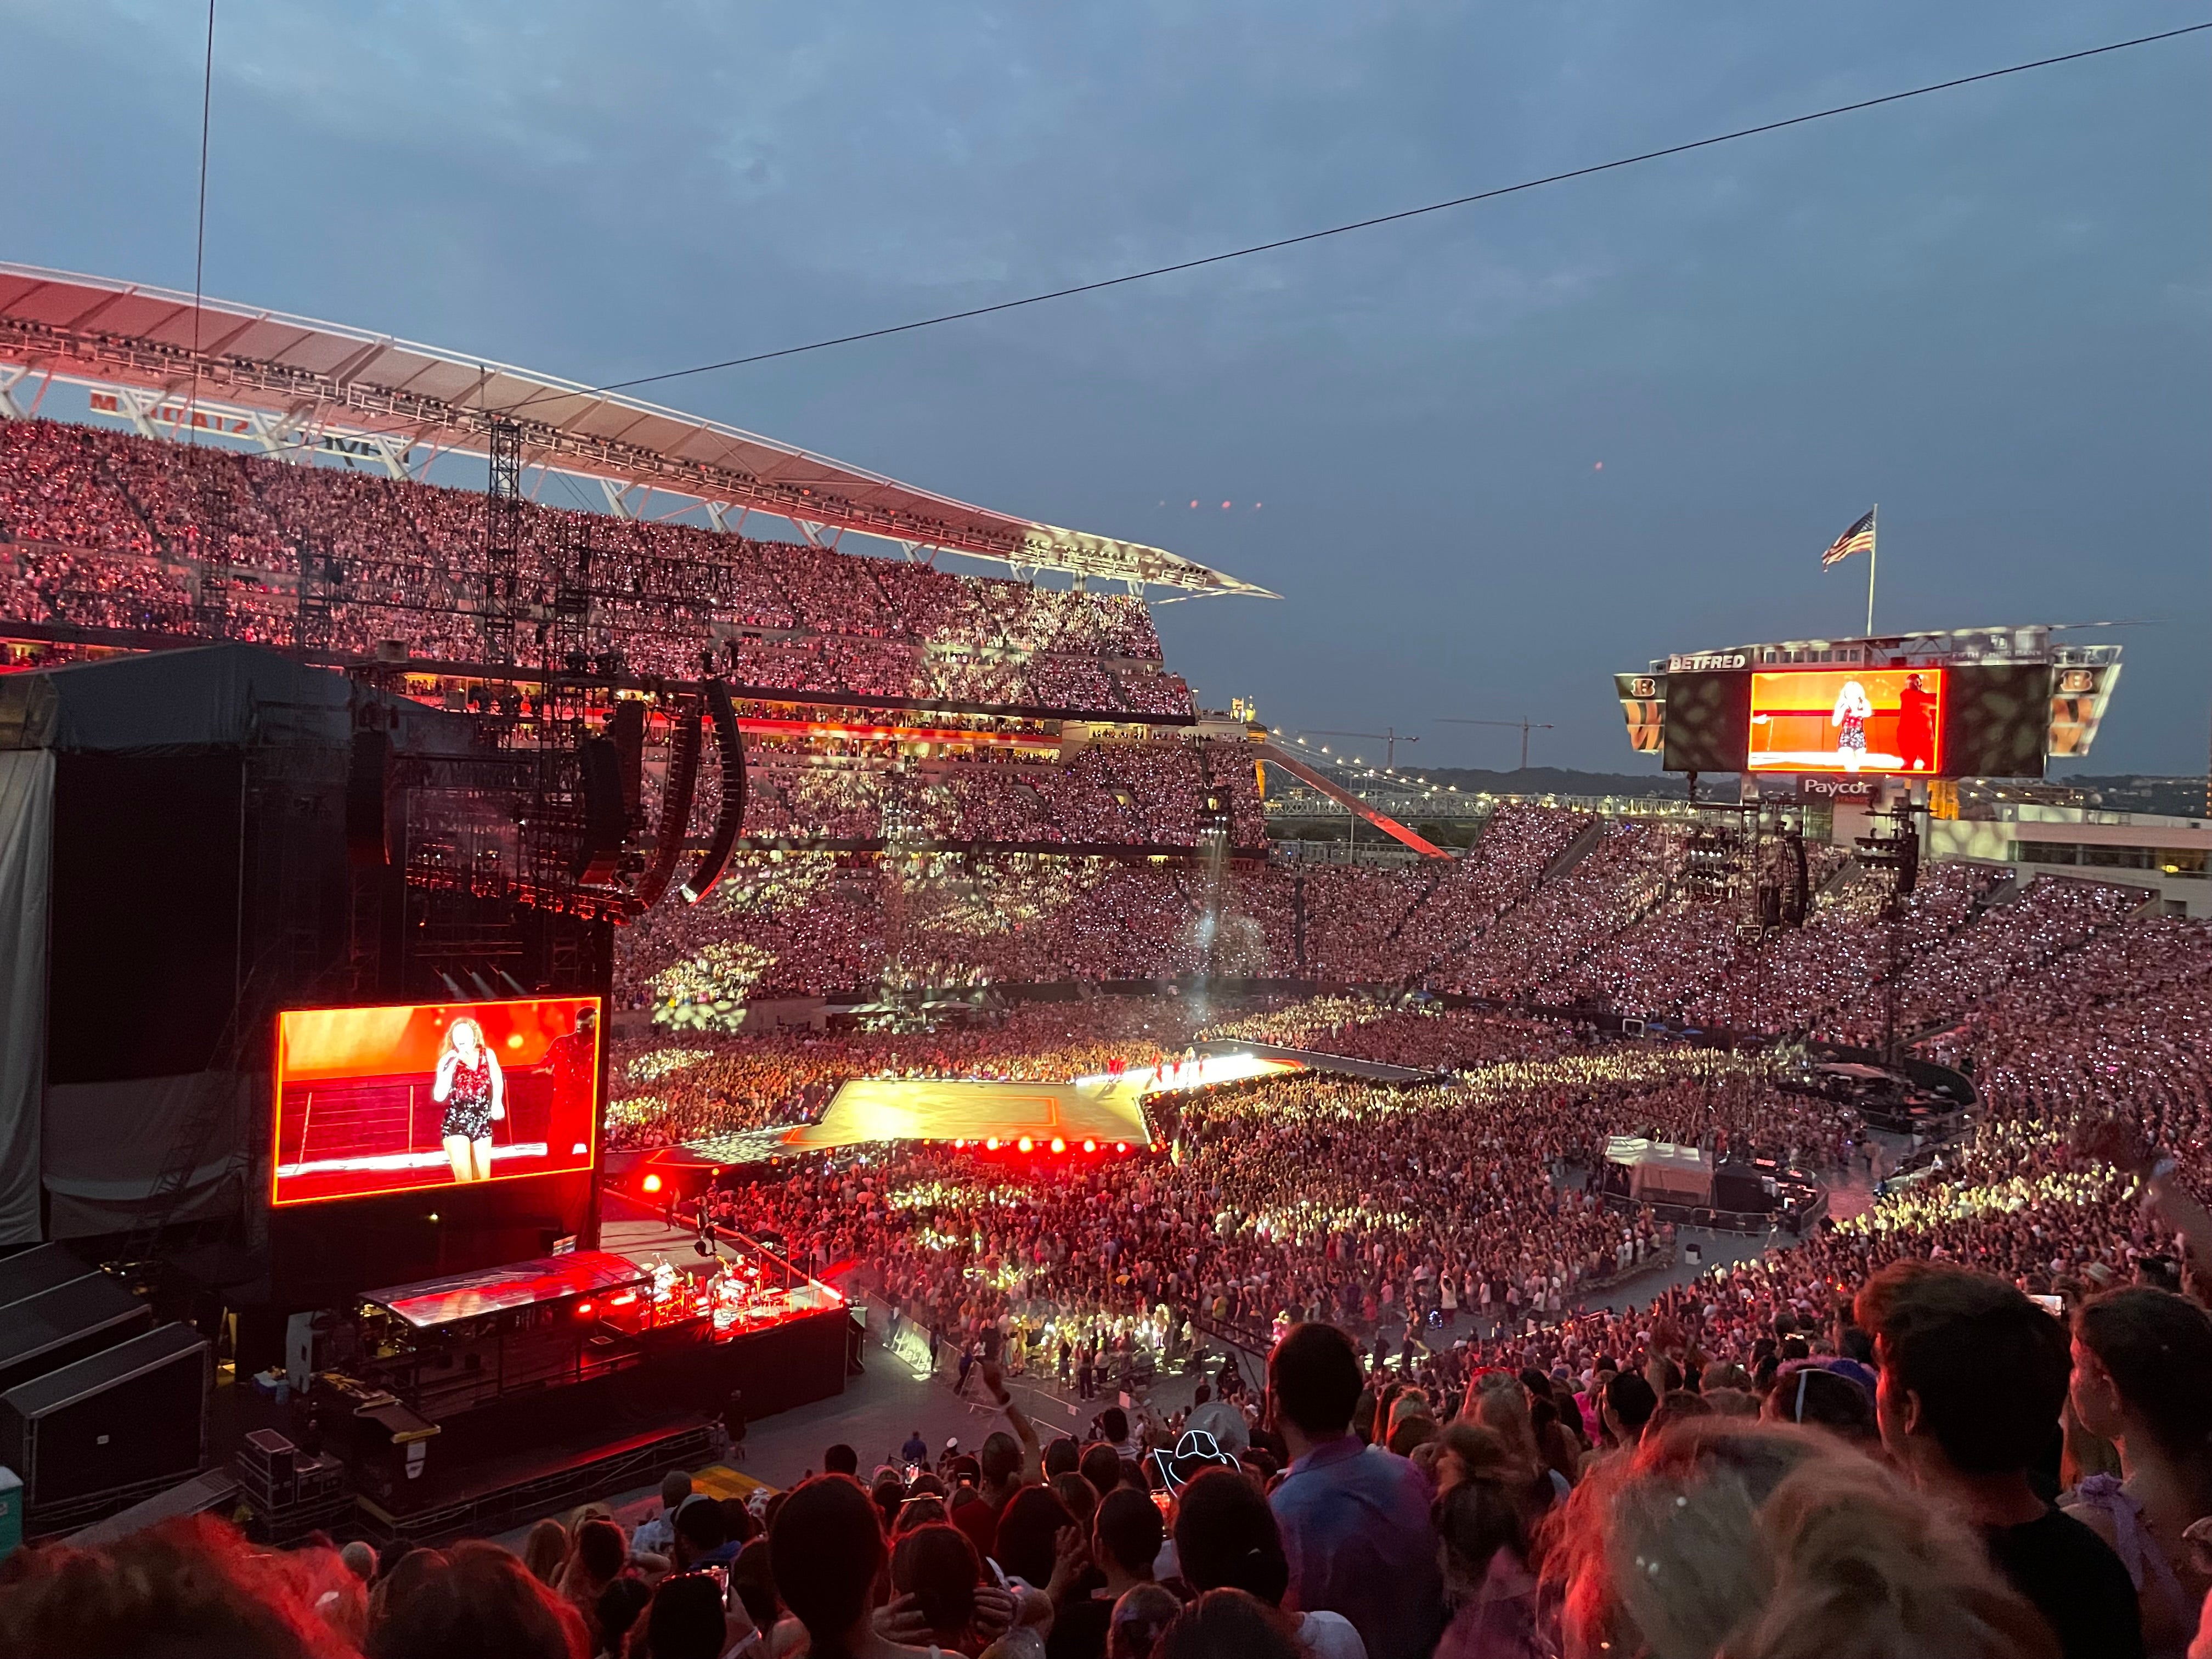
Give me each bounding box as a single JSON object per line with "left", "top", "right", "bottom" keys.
{"left": 8, "top": 423, "right": 2210, "bottom": 1659}
{"left": 0, "top": 417, "right": 1187, "bottom": 718}
{"left": 730, "top": 741, "right": 1264, "bottom": 852}
{"left": 623, "top": 786, "right": 2170, "bottom": 1051}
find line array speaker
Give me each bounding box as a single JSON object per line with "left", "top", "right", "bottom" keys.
{"left": 607, "top": 697, "right": 646, "bottom": 820}
{"left": 680, "top": 679, "right": 747, "bottom": 906}
{"left": 345, "top": 729, "right": 391, "bottom": 868}
{"left": 633, "top": 698, "right": 702, "bottom": 911}
{"left": 573, "top": 736, "right": 627, "bottom": 886}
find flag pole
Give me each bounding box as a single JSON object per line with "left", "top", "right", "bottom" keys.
{"left": 1864, "top": 504, "right": 1878, "bottom": 635}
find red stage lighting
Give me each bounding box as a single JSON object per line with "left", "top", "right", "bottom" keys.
{"left": 985, "top": 1137, "right": 1000, "bottom": 1151}
{"left": 642, "top": 1173, "right": 663, "bottom": 1193}
{"left": 1050, "top": 1137, "right": 1066, "bottom": 1154}
{"left": 1115, "top": 1142, "right": 1130, "bottom": 1154}
{"left": 1017, "top": 1137, "right": 1034, "bottom": 1154}
{"left": 1082, "top": 1139, "right": 1097, "bottom": 1153}
{"left": 575, "top": 1301, "right": 595, "bottom": 1317}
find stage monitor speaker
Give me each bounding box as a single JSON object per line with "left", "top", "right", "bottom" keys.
{"left": 574, "top": 736, "right": 627, "bottom": 886}
{"left": 0, "top": 1274, "right": 153, "bottom": 1396}
{"left": 0, "top": 1245, "right": 99, "bottom": 1315}
{"left": 347, "top": 729, "right": 392, "bottom": 868}
{"left": 0, "top": 1322, "right": 207, "bottom": 1514}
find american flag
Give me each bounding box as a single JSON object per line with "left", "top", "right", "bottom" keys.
{"left": 1821, "top": 508, "right": 1876, "bottom": 568}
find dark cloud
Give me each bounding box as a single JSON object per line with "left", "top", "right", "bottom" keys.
{"left": 7, "top": 0, "right": 2204, "bottom": 769}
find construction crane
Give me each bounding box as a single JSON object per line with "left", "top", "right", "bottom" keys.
{"left": 1438, "top": 717, "right": 1554, "bottom": 771}
{"left": 1302, "top": 728, "right": 1418, "bottom": 768}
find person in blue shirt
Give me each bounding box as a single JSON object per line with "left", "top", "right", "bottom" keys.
{"left": 901, "top": 1429, "right": 930, "bottom": 1466}
{"left": 1267, "top": 1323, "right": 1446, "bottom": 1659}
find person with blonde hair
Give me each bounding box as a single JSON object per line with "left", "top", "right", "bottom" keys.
{"left": 0, "top": 1514, "right": 357, "bottom": 1658}
{"left": 1830, "top": 680, "right": 1874, "bottom": 775}
{"left": 522, "top": 1516, "right": 572, "bottom": 1586}
{"left": 432, "top": 1014, "right": 505, "bottom": 1183}
{"left": 1545, "top": 1418, "right": 2059, "bottom": 1659}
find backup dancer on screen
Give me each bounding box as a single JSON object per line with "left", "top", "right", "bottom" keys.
{"left": 1830, "top": 679, "right": 1873, "bottom": 774}
{"left": 432, "top": 1016, "right": 505, "bottom": 1183}
{"left": 1898, "top": 672, "right": 1937, "bottom": 772}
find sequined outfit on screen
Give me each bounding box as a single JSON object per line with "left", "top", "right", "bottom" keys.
{"left": 441, "top": 1053, "right": 496, "bottom": 1141}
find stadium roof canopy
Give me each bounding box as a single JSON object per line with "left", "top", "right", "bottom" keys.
{"left": 0, "top": 263, "right": 1273, "bottom": 597}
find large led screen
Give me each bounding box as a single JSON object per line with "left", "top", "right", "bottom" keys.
{"left": 273, "top": 997, "right": 600, "bottom": 1206}
{"left": 1661, "top": 670, "right": 1752, "bottom": 774}
{"left": 1746, "top": 668, "right": 1945, "bottom": 775}
{"left": 1946, "top": 663, "right": 2051, "bottom": 779}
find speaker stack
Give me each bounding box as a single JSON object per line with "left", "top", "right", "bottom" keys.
{"left": 0, "top": 1249, "right": 211, "bottom": 1538}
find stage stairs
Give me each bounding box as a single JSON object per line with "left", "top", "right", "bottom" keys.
{"left": 1539, "top": 816, "right": 1605, "bottom": 885}
{"left": 1255, "top": 744, "right": 1447, "bottom": 858}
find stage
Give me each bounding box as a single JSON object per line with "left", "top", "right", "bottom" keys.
{"left": 654, "top": 1048, "right": 1330, "bottom": 1172}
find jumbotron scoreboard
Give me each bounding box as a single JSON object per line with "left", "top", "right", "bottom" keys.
{"left": 1616, "top": 625, "right": 2121, "bottom": 781}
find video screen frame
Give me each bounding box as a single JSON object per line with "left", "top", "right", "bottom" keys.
{"left": 271, "top": 995, "right": 603, "bottom": 1208}
{"left": 1746, "top": 667, "right": 1946, "bottom": 776}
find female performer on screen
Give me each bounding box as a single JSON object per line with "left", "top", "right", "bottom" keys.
{"left": 1831, "top": 679, "right": 1873, "bottom": 775}
{"left": 432, "top": 1017, "right": 505, "bottom": 1183}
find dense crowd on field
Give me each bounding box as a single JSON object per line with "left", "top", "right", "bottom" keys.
{"left": 9, "top": 420, "right": 2212, "bottom": 1659}
{"left": 729, "top": 740, "right": 1268, "bottom": 851}
{"left": 15, "top": 1007, "right": 2211, "bottom": 1657}
{"left": 577, "top": 893, "right": 2212, "bottom": 1659}
{"left": 0, "top": 417, "right": 1189, "bottom": 718}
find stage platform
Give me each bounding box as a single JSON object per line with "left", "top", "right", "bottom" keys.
{"left": 355, "top": 1415, "right": 717, "bottom": 1547}
{"left": 1191, "top": 1039, "right": 1444, "bottom": 1084}
{"left": 657, "top": 1048, "right": 1420, "bottom": 1171}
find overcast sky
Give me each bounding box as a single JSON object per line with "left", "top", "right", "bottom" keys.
{"left": 5, "top": 1, "right": 2205, "bottom": 772}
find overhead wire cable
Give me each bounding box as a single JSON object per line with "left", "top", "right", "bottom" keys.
{"left": 549, "top": 21, "right": 2211, "bottom": 404}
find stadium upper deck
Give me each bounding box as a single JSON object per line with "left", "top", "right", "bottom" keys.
{"left": 0, "top": 263, "right": 1271, "bottom": 597}
{"left": 0, "top": 263, "right": 1284, "bottom": 729}
{"left": 0, "top": 415, "right": 1202, "bottom": 720}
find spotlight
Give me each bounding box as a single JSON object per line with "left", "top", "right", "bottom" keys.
{"left": 985, "top": 1137, "right": 1000, "bottom": 1151}
{"left": 1017, "top": 1137, "right": 1034, "bottom": 1154}
{"left": 642, "top": 1173, "right": 663, "bottom": 1193}
{"left": 575, "top": 1301, "right": 595, "bottom": 1318}
{"left": 1115, "top": 1142, "right": 1130, "bottom": 1154}
{"left": 1082, "top": 1139, "right": 1097, "bottom": 1153}
{"left": 1050, "top": 1137, "right": 1066, "bottom": 1154}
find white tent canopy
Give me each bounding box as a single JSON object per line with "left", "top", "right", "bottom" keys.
{"left": 1603, "top": 1136, "right": 1714, "bottom": 1207}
